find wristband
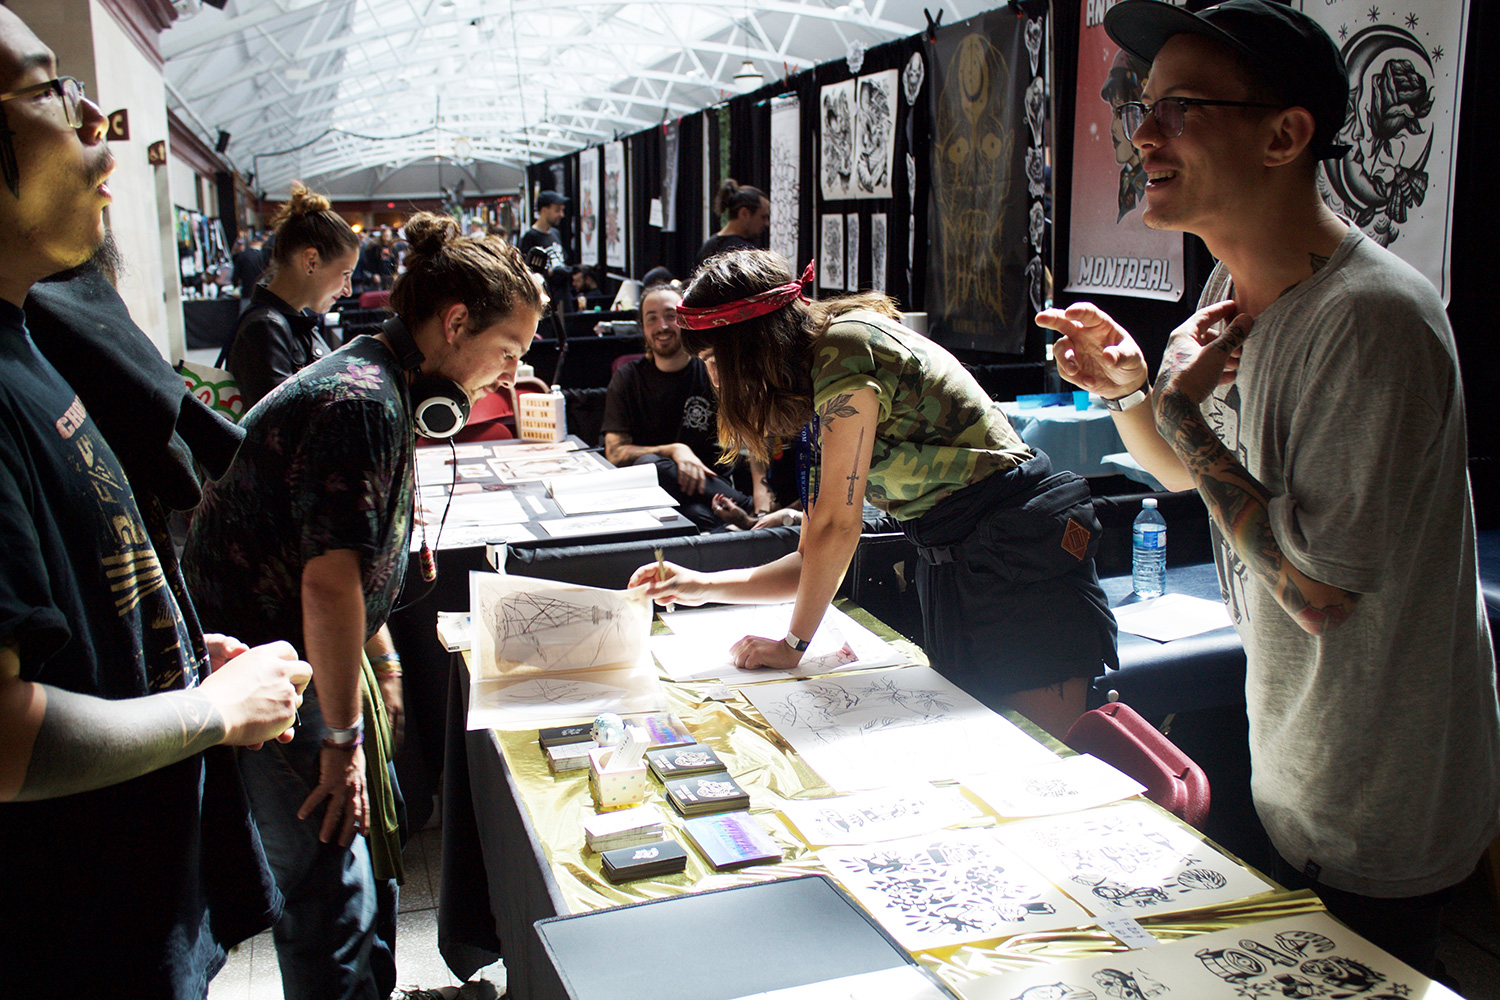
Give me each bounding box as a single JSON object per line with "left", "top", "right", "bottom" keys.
{"left": 1102, "top": 386, "right": 1148, "bottom": 412}
{"left": 784, "top": 631, "right": 812, "bottom": 653}
{"left": 369, "top": 652, "right": 402, "bottom": 678}
{"left": 324, "top": 720, "right": 363, "bottom": 747}
{"left": 322, "top": 731, "right": 365, "bottom": 751}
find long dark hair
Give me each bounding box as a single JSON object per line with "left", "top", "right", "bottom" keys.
{"left": 682, "top": 250, "right": 899, "bottom": 465}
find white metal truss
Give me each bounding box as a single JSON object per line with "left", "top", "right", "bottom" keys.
{"left": 161, "top": 0, "right": 941, "bottom": 196}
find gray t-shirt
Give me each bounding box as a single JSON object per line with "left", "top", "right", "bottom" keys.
{"left": 1199, "top": 226, "right": 1498, "bottom": 896}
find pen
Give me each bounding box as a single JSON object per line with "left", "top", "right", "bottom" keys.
{"left": 654, "top": 547, "right": 674, "bottom": 614}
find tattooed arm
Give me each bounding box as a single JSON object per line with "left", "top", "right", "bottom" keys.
{"left": 0, "top": 637, "right": 310, "bottom": 802}
{"left": 1154, "top": 309, "right": 1360, "bottom": 636}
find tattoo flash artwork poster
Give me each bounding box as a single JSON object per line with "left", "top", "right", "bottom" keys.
{"left": 821, "top": 214, "right": 846, "bottom": 290}
{"left": 846, "top": 213, "right": 861, "bottom": 291}
{"left": 821, "top": 830, "right": 1091, "bottom": 950}
{"left": 855, "top": 70, "right": 898, "bottom": 199}
{"left": 1300, "top": 0, "right": 1469, "bottom": 304}
{"left": 577, "top": 145, "right": 600, "bottom": 265}
{"left": 821, "top": 80, "right": 856, "bottom": 200}
{"left": 994, "top": 802, "right": 1275, "bottom": 918}
{"left": 1065, "top": 0, "right": 1185, "bottom": 303}
{"left": 871, "top": 213, "right": 889, "bottom": 293}
{"left": 603, "top": 141, "right": 626, "bottom": 269}
{"left": 770, "top": 94, "right": 802, "bottom": 266}
{"left": 962, "top": 911, "right": 1462, "bottom": 1000}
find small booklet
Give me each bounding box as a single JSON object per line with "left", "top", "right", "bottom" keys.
{"left": 546, "top": 464, "right": 678, "bottom": 515}
{"left": 683, "top": 811, "right": 782, "bottom": 870}
{"left": 600, "top": 838, "right": 688, "bottom": 883}
{"left": 647, "top": 743, "right": 726, "bottom": 780}
{"left": 663, "top": 770, "right": 751, "bottom": 817}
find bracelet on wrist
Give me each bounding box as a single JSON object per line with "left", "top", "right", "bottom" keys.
{"left": 322, "top": 731, "right": 365, "bottom": 751}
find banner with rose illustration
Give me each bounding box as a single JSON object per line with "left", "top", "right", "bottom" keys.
{"left": 1300, "top": 0, "right": 1469, "bottom": 303}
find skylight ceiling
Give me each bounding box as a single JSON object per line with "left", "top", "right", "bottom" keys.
{"left": 162, "top": 0, "right": 952, "bottom": 196}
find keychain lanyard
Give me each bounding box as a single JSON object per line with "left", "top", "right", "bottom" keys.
{"left": 796, "top": 414, "right": 820, "bottom": 511}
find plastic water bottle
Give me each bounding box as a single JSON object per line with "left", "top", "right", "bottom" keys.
{"left": 1132, "top": 498, "right": 1167, "bottom": 598}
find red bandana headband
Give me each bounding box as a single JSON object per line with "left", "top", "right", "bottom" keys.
{"left": 675, "top": 260, "right": 816, "bottom": 330}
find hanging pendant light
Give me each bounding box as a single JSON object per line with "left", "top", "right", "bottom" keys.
{"left": 733, "top": 59, "right": 764, "bottom": 93}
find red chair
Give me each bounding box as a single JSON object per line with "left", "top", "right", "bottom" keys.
{"left": 359, "top": 290, "right": 391, "bottom": 309}
{"left": 1063, "top": 701, "right": 1211, "bottom": 830}
{"left": 447, "top": 391, "right": 514, "bottom": 443}
{"left": 611, "top": 352, "right": 644, "bottom": 375}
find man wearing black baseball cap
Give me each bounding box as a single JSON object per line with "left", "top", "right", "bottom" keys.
{"left": 1039, "top": 1, "right": 1496, "bottom": 978}
{"left": 520, "top": 190, "right": 573, "bottom": 311}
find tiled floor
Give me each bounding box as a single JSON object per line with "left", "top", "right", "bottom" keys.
{"left": 207, "top": 824, "right": 462, "bottom": 1000}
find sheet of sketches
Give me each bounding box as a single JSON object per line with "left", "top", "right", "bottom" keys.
{"left": 469, "top": 571, "right": 650, "bottom": 674}
{"left": 960, "top": 753, "right": 1146, "bottom": 818}
{"left": 821, "top": 79, "right": 855, "bottom": 199}
{"left": 780, "top": 782, "right": 977, "bottom": 846}
{"left": 855, "top": 70, "right": 898, "bottom": 199}
{"left": 822, "top": 214, "right": 846, "bottom": 290}
{"left": 995, "top": 801, "right": 1275, "bottom": 917}
{"left": 821, "top": 830, "right": 1090, "bottom": 950}
{"left": 846, "top": 213, "right": 861, "bottom": 290}
{"left": 742, "top": 665, "right": 1055, "bottom": 791}
{"left": 962, "top": 910, "right": 1461, "bottom": 1000}
{"left": 770, "top": 94, "right": 801, "bottom": 266}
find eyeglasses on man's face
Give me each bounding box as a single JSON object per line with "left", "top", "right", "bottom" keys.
{"left": 0, "top": 76, "right": 87, "bottom": 130}
{"left": 1113, "top": 96, "right": 1284, "bottom": 141}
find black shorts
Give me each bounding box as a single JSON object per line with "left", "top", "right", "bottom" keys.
{"left": 902, "top": 454, "right": 1118, "bottom": 705}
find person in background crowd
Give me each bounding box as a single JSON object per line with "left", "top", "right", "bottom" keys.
{"left": 0, "top": 7, "right": 309, "bottom": 994}
{"left": 1039, "top": 0, "right": 1498, "bottom": 978}
{"left": 232, "top": 229, "right": 268, "bottom": 299}
{"left": 693, "top": 178, "right": 769, "bottom": 274}
{"left": 601, "top": 280, "right": 763, "bottom": 530}
{"left": 519, "top": 190, "right": 573, "bottom": 313}
{"left": 224, "top": 183, "right": 358, "bottom": 410}
{"left": 184, "top": 213, "right": 545, "bottom": 1000}
{"left": 634, "top": 252, "right": 1117, "bottom": 738}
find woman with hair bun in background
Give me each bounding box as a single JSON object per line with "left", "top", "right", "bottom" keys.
{"left": 184, "top": 213, "right": 545, "bottom": 999}
{"left": 223, "top": 182, "right": 359, "bottom": 409}
{"left": 692, "top": 178, "right": 769, "bottom": 274}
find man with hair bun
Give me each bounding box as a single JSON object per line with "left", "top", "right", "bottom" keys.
{"left": 693, "top": 178, "right": 769, "bottom": 274}
{"left": 225, "top": 182, "right": 359, "bottom": 409}
{"left": 185, "top": 213, "right": 545, "bottom": 999}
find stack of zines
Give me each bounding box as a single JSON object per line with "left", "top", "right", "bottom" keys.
{"left": 584, "top": 804, "right": 667, "bottom": 853}
{"left": 646, "top": 743, "right": 725, "bottom": 780}
{"left": 600, "top": 839, "right": 688, "bottom": 883}
{"left": 682, "top": 812, "right": 782, "bottom": 871}
{"left": 663, "top": 771, "right": 751, "bottom": 817}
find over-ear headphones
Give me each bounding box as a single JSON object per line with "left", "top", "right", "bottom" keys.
{"left": 383, "top": 315, "right": 471, "bottom": 439}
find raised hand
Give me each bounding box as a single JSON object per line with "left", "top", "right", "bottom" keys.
{"left": 1035, "top": 302, "right": 1150, "bottom": 398}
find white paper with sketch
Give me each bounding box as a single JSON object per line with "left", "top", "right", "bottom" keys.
{"left": 742, "top": 665, "right": 1055, "bottom": 791}
{"left": 466, "top": 571, "right": 663, "bottom": 729}
{"left": 820, "top": 830, "right": 1090, "bottom": 950}
{"left": 995, "top": 801, "right": 1275, "bottom": 917}
{"left": 960, "top": 754, "right": 1146, "bottom": 818}
{"left": 489, "top": 451, "right": 609, "bottom": 484}
{"left": 780, "top": 783, "right": 976, "bottom": 846}
{"left": 651, "top": 602, "right": 908, "bottom": 684}
{"left": 537, "top": 510, "right": 663, "bottom": 539}
{"left": 1113, "top": 592, "right": 1233, "bottom": 642}
{"left": 731, "top": 966, "right": 951, "bottom": 1000}
{"left": 961, "top": 910, "right": 1462, "bottom": 1000}
{"left": 545, "top": 463, "right": 677, "bottom": 514}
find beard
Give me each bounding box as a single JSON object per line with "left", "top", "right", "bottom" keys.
{"left": 38, "top": 232, "right": 124, "bottom": 287}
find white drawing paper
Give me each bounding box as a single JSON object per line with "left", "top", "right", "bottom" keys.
{"left": 490, "top": 440, "right": 579, "bottom": 458}
{"left": 821, "top": 215, "right": 845, "bottom": 290}
{"left": 770, "top": 94, "right": 801, "bottom": 267}
{"left": 577, "top": 145, "right": 600, "bottom": 264}
{"left": 845, "top": 213, "right": 860, "bottom": 291}
{"left": 780, "top": 782, "right": 976, "bottom": 846}
{"left": 871, "top": 213, "right": 888, "bottom": 293}
{"left": 537, "top": 509, "right": 663, "bottom": 539}
{"left": 820, "top": 79, "right": 855, "bottom": 200}
{"left": 820, "top": 830, "right": 1090, "bottom": 950}
{"left": 545, "top": 463, "right": 676, "bottom": 515}
{"left": 963, "top": 910, "right": 1462, "bottom": 1000}
{"left": 649, "top": 602, "right": 908, "bottom": 685}
{"left": 996, "top": 801, "right": 1276, "bottom": 917}
{"left": 855, "top": 70, "right": 897, "bottom": 199}
{"left": 603, "top": 140, "right": 626, "bottom": 269}
{"left": 1113, "top": 592, "right": 1234, "bottom": 642}
{"left": 467, "top": 659, "right": 665, "bottom": 731}
{"left": 960, "top": 753, "right": 1147, "bottom": 818}
{"left": 488, "top": 451, "right": 610, "bottom": 484}
{"left": 742, "top": 664, "right": 1056, "bottom": 791}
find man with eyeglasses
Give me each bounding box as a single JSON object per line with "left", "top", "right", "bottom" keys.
{"left": 1039, "top": 0, "right": 1496, "bottom": 980}
{"left": 0, "top": 8, "right": 311, "bottom": 995}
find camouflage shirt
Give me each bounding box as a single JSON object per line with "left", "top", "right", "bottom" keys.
{"left": 811, "top": 310, "right": 1030, "bottom": 520}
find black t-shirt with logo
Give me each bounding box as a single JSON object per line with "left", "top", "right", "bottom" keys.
{"left": 600, "top": 355, "right": 721, "bottom": 467}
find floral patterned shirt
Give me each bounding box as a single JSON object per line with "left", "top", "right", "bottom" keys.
{"left": 184, "top": 336, "right": 414, "bottom": 649}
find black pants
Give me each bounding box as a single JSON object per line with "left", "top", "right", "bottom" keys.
{"left": 634, "top": 453, "right": 754, "bottom": 531}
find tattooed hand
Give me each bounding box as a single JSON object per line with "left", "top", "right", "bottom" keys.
{"left": 1154, "top": 300, "right": 1248, "bottom": 403}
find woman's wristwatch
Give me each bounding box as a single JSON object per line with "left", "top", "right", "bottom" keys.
{"left": 784, "top": 631, "right": 812, "bottom": 652}
{"left": 1102, "top": 385, "right": 1149, "bottom": 412}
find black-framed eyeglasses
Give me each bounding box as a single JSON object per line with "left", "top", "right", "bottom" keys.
{"left": 1114, "top": 96, "right": 1283, "bottom": 140}
{"left": 0, "top": 76, "right": 87, "bottom": 129}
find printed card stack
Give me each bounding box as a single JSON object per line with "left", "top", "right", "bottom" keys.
{"left": 663, "top": 771, "right": 751, "bottom": 817}
{"left": 683, "top": 812, "right": 782, "bottom": 870}
{"left": 646, "top": 743, "right": 726, "bottom": 780}
{"left": 600, "top": 839, "right": 688, "bottom": 883}
{"left": 583, "top": 804, "right": 667, "bottom": 853}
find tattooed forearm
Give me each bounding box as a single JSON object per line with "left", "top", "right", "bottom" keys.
{"left": 845, "top": 428, "right": 866, "bottom": 505}
{"left": 1158, "top": 398, "right": 1358, "bottom": 635}
{"left": 818, "top": 393, "right": 859, "bottom": 429}
{"left": 15, "top": 686, "right": 227, "bottom": 801}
